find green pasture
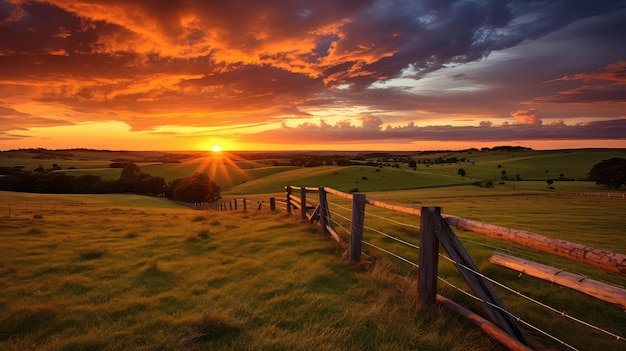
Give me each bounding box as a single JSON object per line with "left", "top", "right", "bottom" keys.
{"left": 2, "top": 148, "right": 625, "bottom": 194}
{"left": 228, "top": 165, "right": 472, "bottom": 194}
{"left": 410, "top": 148, "right": 626, "bottom": 181}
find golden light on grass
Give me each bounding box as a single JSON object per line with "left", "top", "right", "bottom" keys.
{"left": 192, "top": 149, "right": 249, "bottom": 189}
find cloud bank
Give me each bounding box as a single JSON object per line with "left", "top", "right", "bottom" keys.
{"left": 0, "top": 0, "right": 625, "bottom": 149}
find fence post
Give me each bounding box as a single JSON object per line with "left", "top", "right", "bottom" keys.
{"left": 300, "top": 187, "right": 307, "bottom": 221}
{"left": 349, "top": 193, "right": 366, "bottom": 263}
{"left": 318, "top": 186, "right": 327, "bottom": 233}
{"left": 286, "top": 186, "right": 292, "bottom": 214}
{"left": 270, "top": 197, "right": 276, "bottom": 211}
{"left": 418, "top": 206, "right": 440, "bottom": 305}
{"left": 243, "top": 199, "right": 247, "bottom": 211}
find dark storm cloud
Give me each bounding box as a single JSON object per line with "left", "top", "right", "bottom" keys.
{"left": 248, "top": 117, "right": 626, "bottom": 145}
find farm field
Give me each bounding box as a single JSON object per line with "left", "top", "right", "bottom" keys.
{"left": 1, "top": 147, "right": 625, "bottom": 350}
{"left": 1, "top": 192, "right": 504, "bottom": 351}
{"left": 2, "top": 148, "right": 626, "bottom": 193}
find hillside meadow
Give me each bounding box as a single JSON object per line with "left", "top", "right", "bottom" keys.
{"left": 1, "top": 192, "right": 505, "bottom": 351}
{"left": 2, "top": 148, "right": 625, "bottom": 193}
{"left": 1, "top": 148, "right": 625, "bottom": 350}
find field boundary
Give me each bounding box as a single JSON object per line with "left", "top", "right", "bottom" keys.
{"left": 268, "top": 185, "right": 626, "bottom": 351}
{"left": 555, "top": 191, "right": 626, "bottom": 199}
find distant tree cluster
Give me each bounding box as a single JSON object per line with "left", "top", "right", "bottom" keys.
{"left": 166, "top": 172, "right": 221, "bottom": 203}
{"left": 589, "top": 158, "right": 626, "bottom": 188}
{"left": 0, "top": 166, "right": 113, "bottom": 193}
{"left": 0, "top": 163, "right": 221, "bottom": 202}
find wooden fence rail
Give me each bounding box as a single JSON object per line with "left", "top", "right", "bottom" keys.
{"left": 556, "top": 191, "right": 626, "bottom": 199}
{"left": 282, "top": 185, "right": 626, "bottom": 351}
{"left": 286, "top": 185, "right": 626, "bottom": 277}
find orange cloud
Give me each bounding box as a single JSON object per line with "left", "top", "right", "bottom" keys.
{"left": 511, "top": 108, "right": 541, "bottom": 125}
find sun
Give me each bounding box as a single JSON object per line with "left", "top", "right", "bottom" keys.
{"left": 211, "top": 145, "right": 222, "bottom": 153}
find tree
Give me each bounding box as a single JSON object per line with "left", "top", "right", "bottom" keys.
{"left": 457, "top": 168, "right": 466, "bottom": 177}
{"left": 546, "top": 179, "right": 554, "bottom": 189}
{"left": 139, "top": 176, "right": 166, "bottom": 196}
{"left": 589, "top": 158, "right": 626, "bottom": 188}
{"left": 171, "top": 173, "right": 220, "bottom": 203}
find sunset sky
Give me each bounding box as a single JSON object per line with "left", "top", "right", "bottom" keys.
{"left": 1, "top": 0, "right": 625, "bottom": 151}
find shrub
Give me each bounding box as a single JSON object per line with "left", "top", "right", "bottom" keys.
{"left": 79, "top": 247, "right": 106, "bottom": 260}
{"left": 192, "top": 215, "right": 207, "bottom": 222}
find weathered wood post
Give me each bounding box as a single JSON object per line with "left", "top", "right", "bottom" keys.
{"left": 349, "top": 193, "right": 366, "bottom": 263}
{"left": 318, "top": 186, "right": 327, "bottom": 233}
{"left": 418, "top": 206, "right": 440, "bottom": 305}
{"left": 300, "top": 187, "right": 307, "bottom": 221}
{"left": 229, "top": 201, "right": 233, "bottom": 211}
{"left": 286, "top": 186, "right": 292, "bottom": 214}
{"left": 243, "top": 198, "right": 247, "bottom": 211}
{"left": 234, "top": 198, "right": 238, "bottom": 211}
{"left": 269, "top": 197, "right": 276, "bottom": 211}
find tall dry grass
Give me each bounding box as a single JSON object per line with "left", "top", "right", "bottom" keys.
{"left": 0, "top": 201, "right": 503, "bottom": 351}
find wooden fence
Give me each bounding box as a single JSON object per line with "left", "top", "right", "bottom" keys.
{"left": 556, "top": 191, "right": 626, "bottom": 199}
{"left": 279, "top": 185, "right": 626, "bottom": 351}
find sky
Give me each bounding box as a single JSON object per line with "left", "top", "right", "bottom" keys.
{"left": 1, "top": 0, "right": 625, "bottom": 151}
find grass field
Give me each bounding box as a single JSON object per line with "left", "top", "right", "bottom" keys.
{"left": 3, "top": 148, "right": 626, "bottom": 193}
{"left": 1, "top": 148, "right": 625, "bottom": 350}
{"left": 0, "top": 193, "right": 504, "bottom": 351}
{"left": 276, "top": 186, "right": 626, "bottom": 350}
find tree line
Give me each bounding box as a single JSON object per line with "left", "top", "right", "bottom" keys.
{"left": 0, "top": 163, "right": 221, "bottom": 203}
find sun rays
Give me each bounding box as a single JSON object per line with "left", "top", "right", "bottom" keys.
{"left": 193, "top": 150, "right": 250, "bottom": 189}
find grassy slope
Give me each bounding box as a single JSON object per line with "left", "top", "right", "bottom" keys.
{"left": 228, "top": 165, "right": 471, "bottom": 194}
{"left": 0, "top": 193, "right": 501, "bottom": 351}
{"left": 4, "top": 149, "right": 626, "bottom": 192}
{"left": 306, "top": 186, "right": 626, "bottom": 350}
{"left": 412, "top": 148, "right": 626, "bottom": 182}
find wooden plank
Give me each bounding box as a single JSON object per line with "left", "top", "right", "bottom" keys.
{"left": 436, "top": 215, "right": 530, "bottom": 346}
{"left": 309, "top": 203, "right": 320, "bottom": 223}
{"left": 326, "top": 225, "right": 341, "bottom": 243}
{"left": 349, "top": 193, "right": 366, "bottom": 263}
{"left": 300, "top": 188, "right": 307, "bottom": 221}
{"left": 437, "top": 295, "right": 534, "bottom": 351}
{"left": 289, "top": 194, "right": 301, "bottom": 206}
{"left": 318, "top": 187, "right": 328, "bottom": 233}
{"left": 286, "top": 186, "right": 292, "bottom": 214}
{"left": 444, "top": 214, "right": 626, "bottom": 277}
{"left": 320, "top": 187, "right": 626, "bottom": 276}
{"left": 324, "top": 187, "right": 353, "bottom": 199}
{"left": 490, "top": 253, "right": 626, "bottom": 309}
{"left": 418, "top": 207, "right": 439, "bottom": 305}
{"left": 366, "top": 198, "right": 422, "bottom": 217}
